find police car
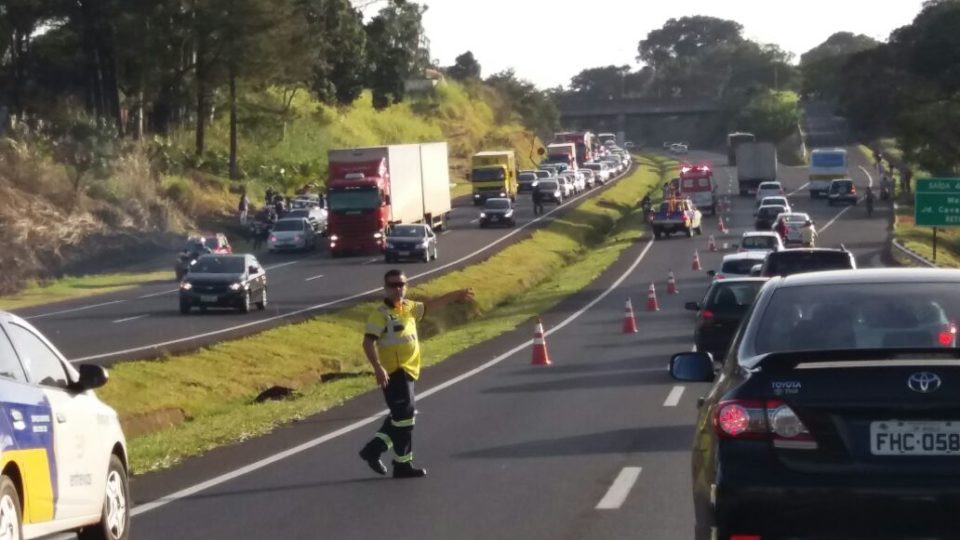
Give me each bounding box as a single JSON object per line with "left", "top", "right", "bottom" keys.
{"left": 0, "top": 311, "right": 130, "bottom": 539}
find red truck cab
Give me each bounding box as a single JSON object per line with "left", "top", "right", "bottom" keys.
{"left": 326, "top": 160, "right": 389, "bottom": 256}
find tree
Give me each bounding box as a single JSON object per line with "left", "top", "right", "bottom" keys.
{"left": 365, "top": 1, "right": 429, "bottom": 110}
{"left": 569, "top": 65, "right": 630, "bottom": 98}
{"left": 486, "top": 69, "right": 559, "bottom": 137}
{"left": 299, "top": 0, "right": 367, "bottom": 106}
{"left": 446, "top": 51, "right": 481, "bottom": 81}
{"left": 801, "top": 32, "right": 879, "bottom": 99}
{"left": 737, "top": 89, "right": 800, "bottom": 142}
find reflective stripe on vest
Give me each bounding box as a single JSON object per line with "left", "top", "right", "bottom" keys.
{"left": 390, "top": 417, "right": 415, "bottom": 428}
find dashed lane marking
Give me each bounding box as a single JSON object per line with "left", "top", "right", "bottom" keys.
{"left": 596, "top": 467, "right": 643, "bottom": 510}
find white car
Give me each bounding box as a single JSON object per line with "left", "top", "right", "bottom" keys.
{"left": 0, "top": 311, "right": 131, "bottom": 540}
{"left": 558, "top": 176, "right": 576, "bottom": 198}
{"left": 755, "top": 181, "right": 785, "bottom": 202}
{"left": 269, "top": 218, "right": 317, "bottom": 252}
{"left": 561, "top": 171, "right": 585, "bottom": 193}
{"left": 774, "top": 212, "right": 812, "bottom": 244}
{"left": 583, "top": 162, "right": 612, "bottom": 184}
{"left": 580, "top": 169, "right": 597, "bottom": 189}
{"left": 710, "top": 252, "right": 769, "bottom": 281}
{"left": 739, "top": 231, "right": 784, "bottom": 254}
{"left": 602, "top": 156, "right": 623, "bottom": 174}
{"left": 670, "top": 143, "right": 689, "bottom": 155}
{"left": 755, "top": 196, "right": 791, "bottom": 215}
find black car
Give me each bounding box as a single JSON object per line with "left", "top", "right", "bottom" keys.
{"left": 760, "top": 247, "right": 856, "bottom": 277}
{"left": 179, "top": 254, "right": 267, "bottom": 314}
{"left": 518, "top": 171, "right": 538, "bottom": 192}
{"left": 534, "top": 180, "right": 563, "bottom": 204}
{"left": 686, "top": 278, "right": 767, "bottom": 362}
{"left": 754, "top": 205, "right": 787, "bottom": 230}
{"left": 671, "top": 269, "right": 960, "bottom": 540}
{"left": 479, "top": 198, "right": 516, "bottom": 228}
{"left": 828, "top": 178, "right": 858, "bottom": 206}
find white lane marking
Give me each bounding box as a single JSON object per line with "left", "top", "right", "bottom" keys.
{"left": 112, "top": 314, "right": 149, "bottom": 324}
{"left": 820, "top": 202, "right": 856, "bottom": 233}
{"left": 72, "top": 166, "right": 636, "bottom": 363}
{"left": 787, "top": 182, "right": 810, "bottom": 197}
{"left": 441, "top": 230, "right": 451, "bottom": 235}
{"left": 361, "top": 258, "right": 380, "bottom": 266}
{"left": 305, "top": 274, "right": 325, "bottom": 282}
{"left": 595, "top": 467, "right": 643, "bottom": 510}
{"left": 129, "top": 238, "right": 656, "bottom": 517}
{"left": 264, "top": 261, "right": 300, "bottom": 271}
{"left": 138, "top": 289, "right": 178, "bottom": 299}
{"left": 24, "top": 300, "right": 125, "bottom": 320}
{"left": 663, "top": 385, "right": 686, "bottom": 407}
{"left": 469, "top": 218, "right": 479, "bottom": 224}
{"left": 858, "top": 165, "right": 874, "bottom": 188}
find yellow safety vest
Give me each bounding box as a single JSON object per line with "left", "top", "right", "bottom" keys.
{"left": 365, "top": 300, "right": 426, "bottom": 380}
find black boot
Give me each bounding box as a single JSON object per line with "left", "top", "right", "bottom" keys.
{"left": 392, "top": 460, "right": 427, "bottom": 479}
{"left": 359, "top": 439, "right": 387, "bottom": 476}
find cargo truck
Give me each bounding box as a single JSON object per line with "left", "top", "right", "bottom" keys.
{"left": 326, "top": 143, "right": 452, "bottom": 256}
{"left": 554, "top": 131, "right": 596, "bottom": 164}
{"left": 726, "top": 132, "right": 756, "bottom": 166}
{"left": 545, "top": 142, "right": 578, "bottom": 171}
{"left": 470, "top": 150, "right": 518, "bottom": 205}
{"left": 735, "top": 142, "right": 778, "bottom": 196}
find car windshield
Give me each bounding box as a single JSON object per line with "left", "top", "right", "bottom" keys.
{"left": 782, "top": 214, "right": 808, "bottom": 224}
{"left": 722, "top": 258, "right": 764, "bottom": 275}
{"left": 484, "top": 199, "right": 510, "bottom": 210}
{"left": 585, "top": 164, "right": 601, "bottom": 171}
{"left": 472, "top": 168, "right": 505, "bottom": 181}
{"left": 273, "top": 220, "right": 305, "bottom": 232}
{"left": 706, "top": 281, "right": 765, "bottom": 313}
{"left": 742, "top": 236, "right": 777, "bottom": 249}
{"left": 389, "top": 226, "right": 425, "bottom": 238}
{"left": 328, "top": 187, "right": 380, "bottom": 211}
{"left": 191, "top": 257, "right": 244, "bottom": 274}
{"left": 539, "top": 181, "right": 558, "bottom": 190}
{"left": 519, "top": 173, "right": 537, "bottom": 182}
{"left": 751, "top": 283, "right": 960, "bottom": 357}
{"left": 764, "top": 251, "right": 853, "bottom": 276}
{"left": 758, "top": 206, "right": 786, "bottom": 218}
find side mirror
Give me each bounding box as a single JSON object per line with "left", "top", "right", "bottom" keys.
{"left": 669, "top": 352, "right": 715, "bottom": 382}
{"left": 75, "top": 364, "right": 109, "bottom": 391}
{"left": 750, "top": 264, "right": 762, "bottom": 277}
{"left": 707, "top": 270, "right": 716, "bottom": 277}
{"left": 684, "top": 301, "right": 700, "bottom": 311}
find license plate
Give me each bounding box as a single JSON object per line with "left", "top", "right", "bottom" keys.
{"left": 398, "top": 251, "right": 410, "bottom": 256}
{"left": 491, "top": 216, "right": 500, "bottom": 221}
{"left": 870, "top": 421, "right": 960, "bottom": 455}
{"left": 200, "top": 295, "right": 218, "bottom": 303}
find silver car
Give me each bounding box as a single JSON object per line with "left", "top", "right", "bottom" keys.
{"left": 385, "top": 224, "right": 438, "bottom": 263}
{"left": 269, "top": 218, "right": 317, "bottom": 252}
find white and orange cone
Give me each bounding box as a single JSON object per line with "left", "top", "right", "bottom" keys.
{"left": 622, "top": 299, "right": 638, "bottom": 334}
{"left": 692, "top": 250, "right": 702, "bottom": 271}
{"left": 717, "top": 216, "right": 728, "bottom": 234}
{"left": 667, "top": 272, "right": 679, "bottom": 295}
{"left": 708, "top": 235, "right": 718, "bottom": 252}
{"left": 531, "top": 318, "right": 551, "bottom": 366}
{"left": 646, "top": 282, "right": 660, "bottom": 312}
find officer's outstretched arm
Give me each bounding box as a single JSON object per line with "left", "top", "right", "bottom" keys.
{"left": 423, "top": 288, "right": 475, "bottom": 316}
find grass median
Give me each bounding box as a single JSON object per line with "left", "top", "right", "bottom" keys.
{"left": 100, "top": 155, "right": 669, "bottom": 474}
{"left": 0, "top": 270, "right": 173, "bottom": 310}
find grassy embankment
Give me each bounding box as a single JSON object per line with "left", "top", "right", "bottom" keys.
{"left": 0, "top": 81, "right": 544, "bottom": 305}
{"left": 859, "top": 142, "right": 960, "bottom": 267}
{"left": 99, "top": 155, "right": 670, "bottom": 474}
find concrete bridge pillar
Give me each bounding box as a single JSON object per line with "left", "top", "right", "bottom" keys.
{"left": 616, "top": 114, "right": 626, "bottom": 145}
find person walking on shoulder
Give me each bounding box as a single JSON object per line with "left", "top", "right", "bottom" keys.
{"left": 238, "top": 192, "right": 250, "bottom": 225}
{"left": 358, "top": 270, "right": 474, "bottom": 478}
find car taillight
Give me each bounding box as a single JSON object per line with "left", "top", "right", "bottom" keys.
{"left": 938, "top": 323, "right": 957, "bottom": 347}
{"left": 702, "top": 309, "right": 715, "bottom": 320}
{"left": 270, "top": 235, "right": 277, "bottom": 242}
{"left": 714, "top": 399, "right": 816, "bottom": 449}
{"left": 715, "top": 274, "right": 725, "bottom": 280}
{"left": 850, "top": 186, "right": 857, "bottom": 194}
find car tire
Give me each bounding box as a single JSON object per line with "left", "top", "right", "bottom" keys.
{"left": 179, "top": 302, "right": 191, "bottom": 315}
{"left": 433, "top": 246, "right": 439, "bottom": 261}
{"left": 78, "top": 454, "right": 130, "bottom": 540}
{"left": 240, "top": 292, "right": 252, "bottom": 314}
{"left": 256, "top": 288, "right": 267, "bottom": 311}
{"left": 422, "top": 250, "right": 430, "bottom": 263}
{"left": 0, "top": 475, "right": 23, "bottom": 540}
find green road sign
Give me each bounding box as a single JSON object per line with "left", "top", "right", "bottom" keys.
{"left": 915, "top": 178, "right": 960, "bottom": 227}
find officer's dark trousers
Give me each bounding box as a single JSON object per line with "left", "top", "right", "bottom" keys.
{"left": 372, "top": 370, "right": 416, "bottom": 462}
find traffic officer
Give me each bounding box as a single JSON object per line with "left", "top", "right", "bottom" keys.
{"left": 358, "top": 269, "right": 474, "bottom": 478}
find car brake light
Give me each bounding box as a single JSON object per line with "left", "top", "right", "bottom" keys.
{"left": 270, "top": 235, "right": 277, "bottom": 242}
{"left": 702, "top": 309, "right": 715, "bottom": 320}
{"left": 714, "top": 399, "right": 816, "bottom": 448}
{"left": 938, "top": 323, "right": 957, "bottom": 347}
{"left": 715, "top": 401, "right": 765, "bottom": 438}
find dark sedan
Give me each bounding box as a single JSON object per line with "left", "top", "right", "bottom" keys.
{"left": 671, "top": 269, "right": 960, "bottom": 540}
{"left": 479, "top": 198, "right": 516, "bottom": 228}
{"left": 754, "top": 204, "right": 786, "bottom": 230}
{"left": 179, "top": 254, "right": 267, "bottom": 314}
{"left": 686, "top": 278, "right": 767, "bottom": 362}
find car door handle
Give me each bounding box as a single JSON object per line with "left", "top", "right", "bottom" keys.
{"left": 56, "top": 413, "right": 66, "bottom": 424}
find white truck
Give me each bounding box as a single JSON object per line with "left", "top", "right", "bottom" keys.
{"left": 735, "top": 142, "right": 778, "bottom": 196}
{"left": 326, "top": 143, "right": 452, "bottom": 255}
{"left": 808, "top": 148, "right": 848, "bottom": 198}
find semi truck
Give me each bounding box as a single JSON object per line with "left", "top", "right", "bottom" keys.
{"left": 808, "top": 148, "right": 848, "bottom": 198}
{"left": 470, "top": 150, "right": 518, "bottom": 205}
{"left": 735, "top": 142, "right": 778, "bottom": 196}
{"left": 545, "top": 142, "right": 578, "bottom": 171}
{"left": 554, "top": 131, "right": 596, "bottom": 164}
{"left": 326, "top": 142, "right": 452, "bottom": 256}
{"left": 726, "top": 132, "right": 756, "bottom": 166}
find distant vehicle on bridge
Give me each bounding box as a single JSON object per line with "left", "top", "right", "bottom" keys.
{"left": 726, "top": 132, "right": 756, "bottom": 165}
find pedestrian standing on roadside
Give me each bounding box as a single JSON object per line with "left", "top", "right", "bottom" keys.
{"left": 238, "top": 192, "right": 250, "bottom": 225}
{"left": 358, "top": 270, "right": 474, "bottom": 478}
{"left": 532, "top": 182, "right": 544, "bottom": 216}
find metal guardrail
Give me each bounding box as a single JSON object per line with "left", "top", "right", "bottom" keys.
{"left": 890, "top": 202, "right": 937, "bottom": 267}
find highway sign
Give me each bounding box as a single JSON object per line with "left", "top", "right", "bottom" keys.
{"left": 915, "top": 178, "right": 960, "bottom": 227}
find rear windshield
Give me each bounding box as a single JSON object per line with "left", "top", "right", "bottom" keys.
{"left": 758, "top": 206, "right": 786, "bottom": 218}
{"left": 706, "top": 281, "right": 765, "bottom": 313}
{"left": 759, "top": 183, "right": 781, "bottom": 190}
{"left": 273, "top": 220, "right": 305, "bottom": 232}
{"left": 722, "top": 258, "right": 763, "bottom": 275}
{"left": 519, "top": 173, "right": 537, "bottom": 182}
{"left": 539, "top": 181, "right": 558, "bottom": 190}
{"left": 752, "top": 283, "right": 959, "bottom": 357}
{"left": 484, "top": 199, "right": 510, "bottom": 209}
{"left": 286, "top": 210, "right": 309, "bottom": 220}
{"left": 535, "top": 170, "right": 550, "bottom": 179}
{"left": 389, "top": 225, "right": 425, "bottom": 237}
{"left": 763, "top": 251, "right": 853, "bottom": 277}
{"left": 585, "top": 163, "right": 601, "bottom": 171}
{"left": 191, "top": 257, "right": 244, "bottom": 274}
{"left": 742, "top": 236, "right": 777, "bottom": 250}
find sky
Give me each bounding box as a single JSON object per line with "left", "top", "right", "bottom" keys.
{"left": 401, "top": 0, "right": 928, "bottom": 90}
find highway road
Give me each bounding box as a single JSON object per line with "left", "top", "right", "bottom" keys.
{"left": 14, "top": 166, "right": 636, "bottom": 365}
{"left": 117, "top": 147, "right": 892, "bottom": 540}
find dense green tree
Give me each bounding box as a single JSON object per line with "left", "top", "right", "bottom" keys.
{"left": 486, "top": 69, "right": 559, "bottom": 137}
{"left": 800, "top": 32, "right": 879, "bottom": 99}
{"left": 299, "top": 0, "right": 367, "bottom": 106}
{"left": 446, "top": 51, "right": 481, "bottom": 81}
{"left": 365, "top": 1, "right": 429, "bottom": 110}
{"left": 569, "top": 65, "right": 630, "bottom": 98}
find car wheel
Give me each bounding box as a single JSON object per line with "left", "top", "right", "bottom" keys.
{"left": 78, "top": 455, "right": 130, "bottom": 540}
{"left": 0, "top": 475, "right": 23, "bottom": 540}
{"left": 256, "top": 288, "right": 267, "bottom": 311}
{"left": 179, "top": 302, "right": 191, "bottom": 315}
{"left": 240, "top": 292, "right": 252, "bottom": 314}
{"left": 423, "top": 250, "right": 430, "bottom": 263}
{"left": 433, "top": 246, "right": 439, "bottom": 261}
{"left": 686, "top": 227, "right": 693, "bottom": 238}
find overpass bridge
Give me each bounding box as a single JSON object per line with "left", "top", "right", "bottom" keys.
{"left": 554, "top": 96, "right": 723, "bottom": 147}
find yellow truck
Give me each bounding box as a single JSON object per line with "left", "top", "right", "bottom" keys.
{"left": 470, "top": 150, "right": 518, "bottom": 205}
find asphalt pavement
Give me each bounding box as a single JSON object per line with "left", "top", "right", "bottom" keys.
{"left": 15, "top": 167, "right": 636, "bottom": 365}
{"left": 119, "top": 147, "right": 892, "bottom": 540}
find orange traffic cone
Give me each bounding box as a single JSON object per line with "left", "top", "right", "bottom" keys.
{"left": 692, "top": 250, "right": 702, "bottom": 271}
{"left": 708, "top": 235, "right": 718, "bottom": 252}
{"left": 667, "top": 272, "right": 679, "bottom": 295}
{"left": 622, "top": 299, "right": 638, "bottom": 334}
{"left": 717, "top": 216, "right": 728, "bottom": 234}
{"left": 646, "top": 282, "right": 660, "bottom": 312}
{"left": 531, "top": 318, "right": 551, "bottom": 366}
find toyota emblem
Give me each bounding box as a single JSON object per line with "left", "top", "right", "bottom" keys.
{"left": 907, "top": 372, "right": 942, "bottom": 394}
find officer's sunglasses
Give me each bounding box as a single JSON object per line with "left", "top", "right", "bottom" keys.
{"left": 386, "top": 281, "right": 407, "bottom": 289}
